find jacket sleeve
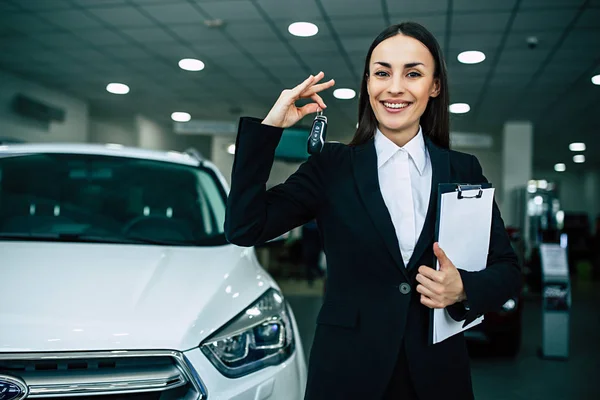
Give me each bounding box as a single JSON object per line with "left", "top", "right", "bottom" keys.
{"left": 224, "top": 117, "right": 325, "bottom": 247}
{"left": 449, "top": 155, "right": 522, "bottom": 327}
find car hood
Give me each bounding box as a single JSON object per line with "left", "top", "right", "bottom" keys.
{"left": 0, "top": 241, "right": 277, "bottom": 353}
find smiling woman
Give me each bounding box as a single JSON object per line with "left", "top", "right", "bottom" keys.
{"left": 224, "top": 21, "right": 520, "bottom": 400}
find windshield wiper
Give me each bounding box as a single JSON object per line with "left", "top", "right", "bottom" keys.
{"left": 0, "top": 232, "right": 197, "bottom": 246}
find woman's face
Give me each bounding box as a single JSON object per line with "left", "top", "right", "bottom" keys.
{"left": 367, "top": 34, "right": 440, "bottom": 141}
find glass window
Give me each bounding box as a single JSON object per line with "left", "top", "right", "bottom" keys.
{"left": 0, "top": 153, "right": 227, "bottom": 246}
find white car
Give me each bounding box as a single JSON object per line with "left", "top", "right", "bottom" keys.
{"left": 0, "top": 143, "right": 307, "bottom": 400}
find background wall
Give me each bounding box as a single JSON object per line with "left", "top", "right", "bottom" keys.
{"left": 0, "top": 70, "right": 88, "bottom": 143}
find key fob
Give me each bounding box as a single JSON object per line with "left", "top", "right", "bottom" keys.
{"left": 307, "top": 111, "right": 327, "bottom": 154}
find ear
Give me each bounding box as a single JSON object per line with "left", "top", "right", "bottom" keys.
{"left": 430, "top": 78, "right": 440, "bottom": 98}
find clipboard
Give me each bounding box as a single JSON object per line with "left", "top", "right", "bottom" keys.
{"left": 429, "top": 183, "right": 495, "bottom": 345}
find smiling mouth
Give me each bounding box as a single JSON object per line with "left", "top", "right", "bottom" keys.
{"left": 381, "top": 101, "right": 412, "bottom": 110}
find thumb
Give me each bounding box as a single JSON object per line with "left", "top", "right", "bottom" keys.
{"left": 298, "top": 103, "right": 321, "bottom": 119}
{"left": 434, "top": 242, "right": 450, "bottom": 268}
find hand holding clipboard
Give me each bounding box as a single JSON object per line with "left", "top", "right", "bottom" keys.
{"left": 429, "top": 183, "right": 495, "bottom": 345}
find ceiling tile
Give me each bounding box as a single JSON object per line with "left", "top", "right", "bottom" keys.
{"left": 386, "top": 0, "right": 448, "bottom": 14}
{"left": 229, "top": 39, "right": 289, "bottom": 56}
{"left": 0, "top": 13, "right": 60, "bottom": 32}
{"left": 320, "top": 0, "right": 383, "bottom": 18}
{"left": 452, "top": 12, "right": 512, "bottom": 32}
{"left": 33, "top": 32, "right": 89, "bottom": 48}
{"left": 225, "top": 21, "right": 278, "bottom": 41}
{"left": 454, "top": 0, "right": 517, "bottom": 12}
{"left": 15, "top": 0, "right": 73, "bottom": 11}
{"left": 137, "top": 3, "right": 206, "bottom": 24}
{"left": 0, "top": 2, "right": 19, "bottom": 11}
{"left": 574, "top": 8, "right": 600, "bottom": 29}
{"left": 449, "top": 32, "right": 503, "bottom": 52}
{"left": 520, "top": 0, "right": 586, "bottom": 9}
{"left": 103, "top": 45, "right": 152, "bottom": 59}
{"left": 512, "top": 9, "right": 579, "bottom": 31}
{"left": 77, "top": 29, "right": 129, "bottom": 45}
{"left": 290, "top": 37, "right": 339, "bottom": 55}
{"left": 38, "top": 10, "right": 104, "bottom": 30}
{"left": 121, "top": 27, "right": 177, "bottom": 43}
{"left": 331, "top": 18, "right": 386, "bottom": 38}
{"left": 254, "top": 0, "right": 321, "bottom": 20}
{"left": 169, "top": 24, "right": 225, "bottom": 44}
{"left": 200, "top": 1, "right": 263, "bottom": 21}
{"left": 71, "top": 0, "right": 127, "bottom": 7}
{"left": 341, "top": 36, "right": 376, "bottom": 53}
{"left": 86, "top": 6, "right": 156, "bottom": 27}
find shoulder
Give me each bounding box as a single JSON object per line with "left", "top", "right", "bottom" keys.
{"left": 447, "top": 148, "right": 476, "bottom": 165}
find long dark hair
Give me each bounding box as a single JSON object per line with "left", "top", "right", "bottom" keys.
{"left": 349, "top": 22, "right": 450, "bottom": 149}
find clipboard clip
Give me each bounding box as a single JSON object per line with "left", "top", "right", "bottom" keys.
{"left": 457, "top": 184, "right": 483, "bottom": 199}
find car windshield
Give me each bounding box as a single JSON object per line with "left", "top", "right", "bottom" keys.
{"left": 0, "top": 152, "right": 227, "bottom": 246}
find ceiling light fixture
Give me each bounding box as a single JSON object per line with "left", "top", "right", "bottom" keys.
{"left": 554, "top": 163, "right": 566, "bottom": 172}
{"left": 449, "top": 103, "right": 470, "bottom": 114}
{"left": 569, "top": 142, "right": 586, "bottom": 151}
{"left": 179, "top": 58, "right": 205, "bottom": 71}
{"left": 171, "top": 112, "right": 191, "bottom": 122}
{"left": 573, "top": 154, "right": 585, "bottom": 163}
{"left": 457, "top": 51, "right": 486, "bottom": 64}
{"left": 288, "top": 22, "right": 318, "bottom": 37}
{"left": 106, "top": 83, "right": 129, "bottom": 94}
{"left": 592, "top": 74, "right": 600, "bottom": 85}
{"left": 333, "top": 88, "right": 356, "bottom": 99}
{"left": 227, "top": 144, "right": 236, "bottom": 155}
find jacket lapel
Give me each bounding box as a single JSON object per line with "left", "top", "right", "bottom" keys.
{"left": 406, "top": 137, "right": 451, "bottom": 270}
{"left": 351, "top": 140, "right": 409, "bottom": 280}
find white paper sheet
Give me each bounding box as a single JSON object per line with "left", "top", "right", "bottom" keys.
{"left": 433, "top": 187, "right": 495, "bottom": 344}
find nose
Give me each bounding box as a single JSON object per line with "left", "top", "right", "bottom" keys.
{"left": 387, "top": 74, "right": 405, "bottom": 95}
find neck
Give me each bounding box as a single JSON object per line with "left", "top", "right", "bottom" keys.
{"left": 379, "top": 123, "right": 419, "bottom": 147}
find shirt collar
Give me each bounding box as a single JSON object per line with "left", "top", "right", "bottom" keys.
{"left": 374, "top": 126, "right": 427, "bottom": 175}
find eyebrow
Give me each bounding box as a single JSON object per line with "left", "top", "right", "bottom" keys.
{"left": 373, "top": 61, "right": 425, "bottom": 68}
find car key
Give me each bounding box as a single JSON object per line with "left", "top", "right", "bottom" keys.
{"left": 307, "top": 109, "right": 327, "bottom": 154}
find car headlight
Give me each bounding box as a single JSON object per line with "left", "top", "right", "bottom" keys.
{"left": 200, "top": 289, "right": 295, "bottom": 378}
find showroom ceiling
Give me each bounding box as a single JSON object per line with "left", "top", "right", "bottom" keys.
{"left": 0, "top": 0, "right": 598, "bottom": 169}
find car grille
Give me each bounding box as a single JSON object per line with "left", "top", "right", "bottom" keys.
{"left": 0, "top": 350, "right": 206, "bottom": 399}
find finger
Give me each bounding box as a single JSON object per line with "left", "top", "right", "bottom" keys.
{"left": 416, "top": 273, "right": 444, "bottom": 294}
{"left": 310, "top": 93, "right": 327, "bottom": 110}
{"left": 420, "top": 295, "right": 443, "bottom": 309}
{"left": 290, "top": 74, "right": 317, "bottom": 98}
{"left": 298, "top": 103, "right": 321, "bottom": 119}
{"left": 291, "top": 71, "right": 324, "bottom": 97}
{"left": 416, "top": 284, "right": 440, "bottom": 301}
{"left": 418, "top": 266, "right": 443, "bottom": 283}
{"left": 301, "top": 79, "right": 336, "bottom": 97}
{"left": 433, "top": 242, "right": 449, "bottom": 265}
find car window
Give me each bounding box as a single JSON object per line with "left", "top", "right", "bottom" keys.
{"left": 0, "top": 153, "right": 227, "bottom": 246}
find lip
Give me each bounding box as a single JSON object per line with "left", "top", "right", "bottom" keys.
{"left": 380, "top": 100, "right": 412, "bottom": 114}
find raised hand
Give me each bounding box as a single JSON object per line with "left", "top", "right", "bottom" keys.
{"left": 262, "top": 71, "right": 335, "bottom": 129}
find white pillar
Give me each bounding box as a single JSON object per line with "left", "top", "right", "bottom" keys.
{"left": 501, "top": 121, "right": 533, "bottom": 228}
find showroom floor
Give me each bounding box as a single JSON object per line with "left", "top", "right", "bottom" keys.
{"left": 283, "top": 278, "right": 600, "bottom": 400}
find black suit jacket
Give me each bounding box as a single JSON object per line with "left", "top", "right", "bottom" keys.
{"left": 225, "top": 117, "right": 521, "bottom": 400}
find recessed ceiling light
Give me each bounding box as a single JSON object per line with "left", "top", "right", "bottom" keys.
{"left": 554, "top": 163, "right": 566, "bottom": 172}
{"left": 288, "top": 22, "right": 318, "bottom": 37}
{"left": 457, "top": 51, "right": 486, "bottom": 64}
{"left": 227, "top": 144, "right": 236, "bottom": 155}
{"left": 179, "top": 58, "right": 205, "bottom": 71}
{"left": 333, "top": 88, "right": 355, "bottom": 99}
{"left": 449, "top": 103, "right": 470, "bottom": 114}
{"left": 573, "top": 154, "right": 585, "bottom": 163}
{"left": 106, "top": 83, "right": 129, "bottom": 94}
{"left": 171, "top": 112, "right": 191, "bottom": 122}
{"left": 569, "top": 142, "right": 586, "bottom": 151}
{"left": 592, "top": 74, "right": 600, "bottom": 85}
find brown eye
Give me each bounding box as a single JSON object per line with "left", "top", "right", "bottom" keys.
{"left": 375, "top": 71, "right": 389, "bottom": 77}
{"left": 407, "top": 72, "right": 422, "bottom": 78}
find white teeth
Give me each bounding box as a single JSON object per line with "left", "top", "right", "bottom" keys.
{"left": 383, "top": 102, "right": 409, "bottom": 109}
